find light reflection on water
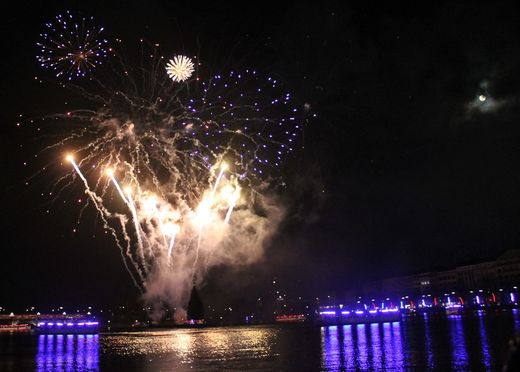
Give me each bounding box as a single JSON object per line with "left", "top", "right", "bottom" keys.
{"left": 36, "top": 334, "right": 99, "bottom": 372}
{"left": 320, "top": 310, "right": 520, "bottom": 371}
{"left": 7, "top": 311, "right": 518, "bottom": 371}
{"left": 321, "top": 322, "right": 407, "bottom": 370}
{"left": 448, "top": 315, "right": 469, "bottom": 370}
{"left": 98, "top": 327, "right": 278, "bottom": 370}
{"left": 101, "top": 328, "right": 274, "bottom": 356}
{"left": 478, "top": 313, "right": 492, "bottom": 370}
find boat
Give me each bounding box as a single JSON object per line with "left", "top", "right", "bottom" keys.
{"left": 34, "top": 320, "right": 100, "bottom": 334}
{"left": 275, "top": 314, "right": 306, "bottom": 323}
{"left": 0, "top": 324, "right": 31, "bottom": 332}
{"left": 317, "top": 308, "right": 401, "bottom": 325}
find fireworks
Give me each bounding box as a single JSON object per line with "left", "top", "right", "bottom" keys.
{"left": 165, "top": 55, "right": 195, "bottom": 82}
{"left": 33, "top": 14, "right": 306, "bottom": 319}
{"left": 36, "top": 11, "right": 109, "bottom": 80}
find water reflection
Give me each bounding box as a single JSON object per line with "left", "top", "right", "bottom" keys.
{"left": 370, "top": 323, "right": 381, "bottom": 367}
{"left": 447, "top": 315, "right": 469, "bottom": 369}
{"left": 320, "top": 313, "right": 515, "bottom": 371}
{"left": 356, "top": 324, "right": 368, "bottom": 368}
{"left": 386, "top": 321, "right": 404, "bottom": 368}
{"left": 342, "top": 326, "right": 354, "bottom": 367}
{"left": 477, "top": 312, "right": 492, "bottom": 370}
{"left": 513, "top": 309, "right": 520, "bottom": 333}
{"left": 321, "top": 326, "right": 339, "bottom": 369}
{"left": 36, "top": 334, "right": 99, "bottom": 372}
{"left": 321, "top": 321, "right": 404, "bottom": 370}
{"left": 422, "top": 314, "right": 434, "bottom": 368}
{"left": 1, "top": 314, "right": 520, "bottom": 371}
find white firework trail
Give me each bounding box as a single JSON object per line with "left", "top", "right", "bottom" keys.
{"left": 125, "top": 188, "right": 146, "bottom": 265}
{"left": 107, "top": 168, "right": 129, "bottom": 204}
{"left": 224, "top": 187, "right": 241, "bottom": 225}
{"left": 67, "top": 155, "right": 146, "bottom": 289}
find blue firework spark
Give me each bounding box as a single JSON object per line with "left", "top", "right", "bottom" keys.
{"left": 36, "top": 11, "right": 109, "bottom": 80}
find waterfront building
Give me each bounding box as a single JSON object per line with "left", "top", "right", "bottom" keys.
{"left": 354, "top": 249, "right": 520, "bottom": 298}
{"left": 496, "top": 250, "right": 520, "bottom": 286}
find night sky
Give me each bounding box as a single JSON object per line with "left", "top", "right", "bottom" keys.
{"left": 1, "top": 1, "right": 520, "bottom": 310}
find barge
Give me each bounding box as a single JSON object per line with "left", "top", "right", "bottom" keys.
{"left": 34, "top": 320, "right": 100, "bottom": 334}
{"left": 317, "top": 308, "right": 401, "bottom": 325}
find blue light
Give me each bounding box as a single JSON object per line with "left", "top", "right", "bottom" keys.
{"left": 320, "top": 311, "right": 336, "bottom": 316}
{"left": 37, "top": 319, "right": 99, "bottom": 330}
{"left": 381, "top": 308, "right": 399, "bottom": 313}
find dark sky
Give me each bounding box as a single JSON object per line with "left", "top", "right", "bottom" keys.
{"left": 1, "top": 1, "right": 520, "bottom": 309}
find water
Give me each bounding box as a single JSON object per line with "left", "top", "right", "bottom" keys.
{"left": 1, "top": 310, "right": 519, "bottom": 371}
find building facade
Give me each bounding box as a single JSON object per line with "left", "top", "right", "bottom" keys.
{"left": 357, "top": 250, "right": 520, "bottom": 297}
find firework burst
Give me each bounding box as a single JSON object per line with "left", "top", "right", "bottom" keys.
{"left": 166, "top": 55, "right": 195, "bottom": 82}
{"left": 36, "top": 11, "right": 109, "bottom": 80}
{"left": 32, "top": 23, "right": 307, "bottom": 319}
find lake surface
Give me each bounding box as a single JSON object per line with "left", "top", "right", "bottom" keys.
{"left": 1, "top": 310, "right": 519, "bottom": 371}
